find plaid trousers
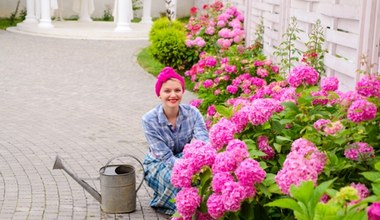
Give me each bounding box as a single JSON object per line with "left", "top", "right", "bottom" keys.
{"left": 143, "top": 153, "right": 180, "bottom": 215}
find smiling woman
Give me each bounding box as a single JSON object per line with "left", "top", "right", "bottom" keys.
{"left": 141, "top": 66, "right": 209, "bottom": 216}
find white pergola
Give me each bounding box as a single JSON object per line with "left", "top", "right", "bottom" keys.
{"left": 23, "top": 0, "right": 153, "bottom": 32}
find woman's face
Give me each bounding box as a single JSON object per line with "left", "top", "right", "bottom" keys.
{"left": 159, "top": 78, "right": 183, "bottom": 109}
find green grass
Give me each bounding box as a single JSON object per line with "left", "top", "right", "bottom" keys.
{"left": 137, "top": 46, "right": 165, "bottom": 77}
{"left": 136, "top": 46, "right": 194, "bottom": 91}
{"left": 0, "top": 18, "right": 21, "bottom": 30}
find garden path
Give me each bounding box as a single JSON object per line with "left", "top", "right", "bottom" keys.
{"left": 0, "top": 30, "right": 195, "bottom": 219}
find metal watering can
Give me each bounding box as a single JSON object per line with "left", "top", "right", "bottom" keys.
{"left": 53, "top": 154, "right": 144, "bottom": 213}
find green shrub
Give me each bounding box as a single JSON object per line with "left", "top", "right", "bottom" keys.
{"left": 149, "top": 17, "right": 197, "bottom": 71}
{"left": 149, "top": 17, "right": 183, "bottom": 38}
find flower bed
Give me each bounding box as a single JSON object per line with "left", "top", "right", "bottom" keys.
{"left": 168, "top": 1, "right": 380, "bottom": 219}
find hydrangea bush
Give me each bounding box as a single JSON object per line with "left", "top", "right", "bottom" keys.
{"left": 185, "top": 1, "right": 246, "bottom": 56}
{"left": 172, "top": 66, "right": 380, "bottom": 219}
{"left": 169, "top": 2, "right": 380, "bottom": 220}
{"left": 185, "top": 46, "right": 281, "bottom": 127}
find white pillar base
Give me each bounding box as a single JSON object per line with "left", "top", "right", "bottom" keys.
{"left": 78, "top": 17, "right": 93, "bottom": 22}
{"left": 38, "top": 20, "right": 54, "bottom": 28}
{"left": 114, "top": 23, "right": 132, "bottom": 32}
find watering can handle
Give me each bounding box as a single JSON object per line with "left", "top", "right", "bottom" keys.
{"left": 105, "top": 154, "right": 145, "bottom": 193}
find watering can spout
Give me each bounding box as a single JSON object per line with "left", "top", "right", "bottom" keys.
{"left": 53, "top": 155, "right": 101, "bottom": 203}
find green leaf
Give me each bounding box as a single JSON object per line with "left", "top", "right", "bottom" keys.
{"left": 265, "top": 198, "right": 303, "bottom": 213}
{"left": 309, "top": 179, "right": 336, "bottom": 212}
{"left": 215, "top": 105, "right": 233, "bottom": 118}
{"left": 279, "top": 119, "right": 293, "bottom": 125}
{"left": 290, "top": 181, "right": 314, "bottom": 205}
{"left": 372, "top": 183, "right": 380, "bottom": 196}
{"left": 332, "top": 137, "right": 347, "bottom": 146}
{"left": 360, "top": 171, "right": 380, "bottom": 182}
{"left": 267, "top": 183, "right": 282, "bottom": 194}
{"left": 342, "top": 211, "right": 366, "bottom": 220}
{"left": 258, "top": 184, "right": 272, "bottom": 197}
{"left": 273, "top": 143, "right": 282, "bottom": 153}
{"left": 259, "top": 161, "right": 268, "bottom": 170}
{"left": 262, "top": 173, "right": 276, "bottom": 185}
{"left": 249, "top": 149, "right": 267, "bottom": 157}
{"left": 276, "top": 136, "right": 292, "bottom": 143}
{"left": 349, "top": 195, "right": 379, "bottom": 210}
{"left": 282, "top": 101, "right": 300, "bottom": 112}
{"left": 314, "top": 203, "right": 341, "bottom": 220}
{"left": 375, "top": 161, "right": 380, "bottom": 172}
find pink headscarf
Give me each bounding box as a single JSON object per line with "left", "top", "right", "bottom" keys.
{"left": 155, "top": 67, "right": 185, "bottom": 96}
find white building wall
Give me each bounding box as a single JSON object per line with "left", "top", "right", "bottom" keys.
{"left": 0, "top": 0, "right": 194, "bottom": 19}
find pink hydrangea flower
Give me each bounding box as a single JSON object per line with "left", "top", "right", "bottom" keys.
{"left": 221, "top": 181, "right": 246, "bottom": 212}
{"left": 196, "top": 212, "right": 213, "bottom": 220}
{"left": 350, "top": 182, "right": 369, "bottom": 203}
{"left": 203, "top": 79, "right": 214, "bottom": 88}
{"left": 171, "top": 159, "right": 196, "bottom": 188}
{"left": 356, "top": 74, "right": 380, "bottom": 98}
{"left": 244, "top": 98, "right": 283, "bottom": 126}
{"left": 176, "top": 187, "right": 201, "bottom": 218}
{"left": 183, "top": 140, "right": 207, "bottom": 158}
{"left": 257, "top": 67, "right": 269, "bottom": 78}
{"left": 338, "top": 90, "right": 362, "bottom": 108}
{"left": 206, "top": 193, "right": 226, "bottom": 219}
{"left": 344, "top": 142, "right": 375, "bottom": 161}
{"left": 225, "top": 64, "right": 237, "bottom": 73}
{"left": 321, "top": 76, "right": 339, "bottom": 91}
{"left": 227, "top": 85, "right": 239, "bottom": 94}
{"left": 229, "top": 107, "right": 250, "bottom": 133}
{"left": 368, "top": 202, "right": 380, "bottom": 220}
{"left": 347, "top": 99, "right": 377, "bottom": 123}
{"left": 271, "top": 65, "right": 280, "bottom": 73}
{"left": 275, "top": 138, "right": 326, "bottom": 194}
{"left": 254, "top": 60, "right": 264, "bottom": 67}
{"left": 212, "top": 172, "right": 235, "bottom": 193}
{"left": 314, "top": 119, "right": 331, "bottom": 131}
{"left": 209, "top": 118, "right": 236, "bottom": 150}
{"left": 205, "top": 26, "right": 216, "bottom": 35}
{"left": 226, "top": 139, "right": 249, "bottom": 162}
{"left": 257, "top": 136, "right": 276, "bottom": 160}
{"left": 320, "top": 194, "right": 330, "bottom": 203}
{"left": 288, "top": 65, "right": 319, "bottom": 87}
{"left": 195, "top": 37, "right": 206, "bottom": 47}
{"left": 212, "top": 151, "right": 237, "bottom": 173}
{"left": 323, "top": 121, "right": 344, "bottom": 136}
{"left": 204, "top": 56, "right": 217, "bottom": 67}
{"left": 311, "top": 90, "right": 328, "bottom": 105}
{"left": 185, "top": 143, "right": 217, "bottom": 172}
{"left": 190, "top": 99, "right": 203, "bottom": 108}
{"left": 207, "top": 105, "right": 216, "bottom": 117}
{"left": 235, "top": 158, "right": 266, "bottom": 186}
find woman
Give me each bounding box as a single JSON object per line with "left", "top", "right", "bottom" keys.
{"left": 142, "top": 67, "right": 209, "bottom": 215}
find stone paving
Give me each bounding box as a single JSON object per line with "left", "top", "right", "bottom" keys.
{"left": 0, "top": 31, "right": 195, "bottom": 219}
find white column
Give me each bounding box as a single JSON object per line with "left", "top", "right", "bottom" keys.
{"left": 24, "top": 0, "right": 38, "bottom": 23}
{"left": 78, "top": 0, "right": 93, "bottom": 22}
{"left": 38, "top": 0, "right": 54, "bottom": 28}
{"left": 115, "top": 0, "right": 132, "bottom": 32}
{"left": 141, "top": 0, "right": 152, "bottom": 24}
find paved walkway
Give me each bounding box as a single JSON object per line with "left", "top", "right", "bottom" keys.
{"left": 0, "top": 30, "right": 195, "bottom": 219}
{"left": 7, "top": 21, "right": 151, "bottom": 40}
